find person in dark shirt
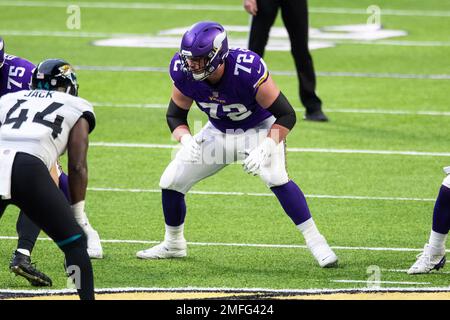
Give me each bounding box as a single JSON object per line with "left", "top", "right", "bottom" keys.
{"left": 244, "top": 0, "right": 328, "bottom": 121}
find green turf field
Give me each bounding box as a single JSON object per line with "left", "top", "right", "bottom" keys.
{"left": 0, "top": 0, "right": 449, "bottom": 296}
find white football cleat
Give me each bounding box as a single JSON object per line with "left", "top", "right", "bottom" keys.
{"left": 407, "top": 244, "right": 446, "bottom": 275}
{"left": 81, "top": 223, "right": 103, "bottom": 259}
{"left": 307, "top": 235, "right": 338, "bottom": 268}
{"left": 136, "top": 240, "right": 187, "bottom": 259}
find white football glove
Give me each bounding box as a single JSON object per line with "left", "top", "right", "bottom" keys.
{"left": 243, "top": 137, "right": 277, "bottom": 175}
{"left": 71, "top": 201, "right": 103, "bottom": 259}
{"left": 178, "top": 134, "right": 203, "bottom": 163}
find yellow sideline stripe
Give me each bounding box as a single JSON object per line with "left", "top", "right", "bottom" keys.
{"left": 8, "top": 291, "right": 450, "bottom": 300}
{"left": 10, "top": 292, "right": 251, "bottom": 300}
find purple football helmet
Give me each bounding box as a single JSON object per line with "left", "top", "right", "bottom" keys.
{"left": 0, "top": 37, "right": 5, "bottom": 69}
{"left": 180, "top": 21, "right": 229, "bottom": 81}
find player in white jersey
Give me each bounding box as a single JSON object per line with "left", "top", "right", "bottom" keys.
{"left": 0, "top": 37, "right": 102, "bottom": 288}
{"left": 0, "top": 59, "right": 95, "bottom": 300}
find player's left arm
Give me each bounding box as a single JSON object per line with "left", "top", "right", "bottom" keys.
{"left": 67, "top": 117, "right": 90, "bottom": 205}
{"left": 255, "top": 75, "right": 296, "bottom": 143}
{"left": 243, "top": 75, "right": 296, "bottom": 174}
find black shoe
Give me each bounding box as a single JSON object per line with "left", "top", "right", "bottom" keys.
{"left": 304, "top": 109, "right": 329, "bottom": 122}
{"left": 9, "top": 251, "right": 52, "bottom": 287}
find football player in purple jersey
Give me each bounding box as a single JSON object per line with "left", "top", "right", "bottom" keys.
{"left": 137, "top": 22, "right": 338, "bottom": 268}
{"left": 0, "top": 38, "right": 35, "bottom": 97}
{"left": 0, "top": 37, "right": 102, "bottom": 287}
{"left": 408, "top": 167, "right": 449, "bottom": 274}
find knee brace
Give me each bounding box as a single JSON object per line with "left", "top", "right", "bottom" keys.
{"left": 159, "top": 161, "right": 190, "bottom": 194}
{"left": 159, "top": 161, "right": 178, "bottom": 190}
{"left": 260, "top": 169, "right": 289, "bottom": 188}
{"left": 259, "top": 142, "right": 289, "bottom": 187}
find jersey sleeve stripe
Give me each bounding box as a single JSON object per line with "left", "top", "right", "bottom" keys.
{"left": 253, "top": 59, "right": 269, "bottom": 90}
{"left": 253, "top": 70, "right": 269, "bottom": 90}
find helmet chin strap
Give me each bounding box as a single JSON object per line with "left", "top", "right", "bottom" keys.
{"left": 192, "top": 71, "right": 209, "bottom": 81}
{"left": 192, "top": 61, "right": 216, "bottom": 81}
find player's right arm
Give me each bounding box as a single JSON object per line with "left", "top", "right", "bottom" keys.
{"left": 167, "top": 84, "right": 193, "bottom": 143}
{"left": 167, "top": 85, "right": 203, "bottom": 162}
{"left": 167, "top": 52, "right": 203, "bottom": 162}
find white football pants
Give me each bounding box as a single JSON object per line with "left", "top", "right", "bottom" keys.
{"left": 160, "top": 116, "right": 289, "bottom": 194}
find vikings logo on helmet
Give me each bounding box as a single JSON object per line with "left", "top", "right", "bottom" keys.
{"left": 179, "top": 21, "right": 229, "bottom": 81}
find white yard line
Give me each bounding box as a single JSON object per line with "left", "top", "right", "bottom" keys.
{"left": 0, "top": 1, "right": 252, "bottom": 11}
{"left": 75, "top": 66, "right": 450, "bottom": 80}
{"left": 0, "top": 236, "right": 448, "bottom": 253}
{"left": 1, "top": 1, "right": 450, "bottom": 17}
{"left": 86, "top": 186, "right": 436, "bottom": 202}
{"left": 0, "top": 30, "right": 149, "bottom": 38}
{"left": 286, "top": 148, "right": 450, "bottom": 157}
{"left": 1, "top": 30, "right": 450, "bottom": 47}
{"left": 77, "top": 66, "right": 167, "bottom": 72}
{"left": 324, "top": 108, "right": 450, "bottom": 116}
{"left": 91, "top": 102, "right": 450, "bottom": 117}
{"left": 385, "top": 269, "right": 450, "bottom": 274}
{"left": 331, "top": 280, "right": 431, "bottom": 285}
{"left": 74, "top": 66, "right": 450, "bottom": 80}
{"left": 89, "top": 141, "right": 450, "bottom": 158}
{"left": 314, "top": 71, "right": 450, "bottom": 80}
{"left": 91, "top": 142, "right": 176, "bottom": 149}
{"left": 310, "top": 7, "right": 450, "bottom": 18}
{"left": 335, "top": 40, "right": 450, "bottom": 47}
{"left": 93, "top": 102, "right": 167, "bottom": 109}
